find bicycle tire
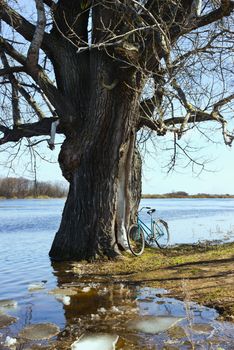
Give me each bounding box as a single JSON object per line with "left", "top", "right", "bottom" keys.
{"left": 153, "top": 219, "right": 170, "bottom": 248}
{"left": 127, "top": 224, "right": 145, "bottom": 256}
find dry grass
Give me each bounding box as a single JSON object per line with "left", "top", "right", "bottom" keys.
{"left": 72, "top": 242, "right": 234, "bottom": 321}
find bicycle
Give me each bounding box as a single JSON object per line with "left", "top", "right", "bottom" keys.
{"left": 127, "top": 207, "right": 170, "bottom": 256}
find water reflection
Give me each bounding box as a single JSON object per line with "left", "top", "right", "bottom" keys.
{"left": 1, "top": 199, "right": 234, "bottom": 349}
{"left": 0, "top": 259, "right": 234, "bottom": 349}
{"left": 45, "top": 262, "right": 234, "bottom": 349}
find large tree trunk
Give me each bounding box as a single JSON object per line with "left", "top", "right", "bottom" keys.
{"left": 48, "top": 2, "right": 144, "bottom": 261}
{"left": 49, "top": 51, "right": 142, "bottom": 261}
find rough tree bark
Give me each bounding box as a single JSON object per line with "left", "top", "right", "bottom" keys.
{"left": 48, "top": 29, "right": 142, "bottom": 261}
{"left": 49, "top": 66, "right": 141, "bottom": 260}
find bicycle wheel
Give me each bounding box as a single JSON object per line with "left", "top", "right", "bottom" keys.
{"left": 153, "top": 219, "right": 170, "bottom": 248}
{"left": 127, "top": 224, "right": 145, "bottom": 256}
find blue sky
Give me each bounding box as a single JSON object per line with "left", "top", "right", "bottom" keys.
{"left": 1, "top": 1, "right": 234, "bottom": 195}
{"left": 0, "top": 132, "right": 234, "bottom": 195}
{"left": 142, "top": 148, "right": 234, "bottom": 194}
{"left": 143, "top": 138, "right": 234, "bottom": 194}
{"left": 142, "top": 125, "right": 234, "bottom": 194}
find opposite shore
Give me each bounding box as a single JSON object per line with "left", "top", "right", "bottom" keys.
{"left": 1, "top": 178, "right": 234, "bottom": 199}
{"left": 1, "top": 193, "right": 234, "bottom": 200}
{"left": 142, "top": 192, "right": 234, "bottom": 199}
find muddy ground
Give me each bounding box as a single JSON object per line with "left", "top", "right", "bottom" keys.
{"left": 73, "top": 242, "right": 234, "bottom": 322}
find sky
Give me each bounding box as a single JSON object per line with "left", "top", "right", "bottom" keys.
{"left": 0, "top": 131, "right": 234, "bottom": 195}
{"left": 1, "top": 1, "right": 234, "bottom": 195}
{"left": 142, "top": 148, "right": 234, "bottom": 195}
{"left": 141, "top": 131, "right": 234, "bottom": 194}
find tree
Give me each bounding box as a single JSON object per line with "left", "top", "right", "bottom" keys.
{"left": 0, "top": 0, "right": 234, "bottom": 261}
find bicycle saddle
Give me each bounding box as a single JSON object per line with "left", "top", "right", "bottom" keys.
{"left": 147, "top": 209, "right": 156, "bottom": 215}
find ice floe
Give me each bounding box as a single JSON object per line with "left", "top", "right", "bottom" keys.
{"left": 191, "top": 323, "right": 214, "bottom": 334}
{"left": 110, "top": 306, "right": 124, "bottom": 314}
{"left": 48, "top": 287, "right": 77, "bottom": 296}
{"left": 127, "top": 316, "right": 183, "bottom": 334}
{"left": 71, "top": 334, "right": 119, "bottom": 350}
{"left": 55, "top": 295, "right": 71, "bottom": 305}
{"left": 0, "top": 299, "right": 17, "bottom": 309}
{"left": 28, "top": 282, "right": 45, "bottom": 292}
{"left": 5, "top": 336, "right": 17, "bottom": 347}
{"left": 90, "top": 314, "right": 100, "bottom": 321}
{"left": 18, "top": 323, "right": 60, "bottom": 340}
{"left": 97, "top": 307, "right": 106, "bottom": 314}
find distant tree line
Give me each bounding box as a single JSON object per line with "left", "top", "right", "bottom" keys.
{"left": 0, "top": 177, "right": 68, "bottom": 199}
{"left": 143, "top": 191, "right": 234, "bottom": 199}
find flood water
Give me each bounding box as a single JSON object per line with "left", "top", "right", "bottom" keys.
{"left": 0, "top": 198, "right": 234, "bottom": 349}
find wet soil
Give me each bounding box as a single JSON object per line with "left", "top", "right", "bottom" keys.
{"left": 72, "top": 242, "right": 234, "bottom": 322}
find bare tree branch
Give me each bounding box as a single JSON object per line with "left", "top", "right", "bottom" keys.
{"left": 0, "top": 50, "right": 45, "bottom": 121}
{"left": 27, "top": 0, "right": 46, "bottom": 71}
{"left": 186, "top": 1, "right": 234, "bottom": 34}
{"left": 0, "top": 1, "right": 53, "bottom": 54}
{"left": 139, "top": 92, "right": 234, "bottom": 146}
{"left": 0, "top": 66, "right": 26, "bottom": 76}
{"left": 0, "top": 37, "right": 27, "bottom": 65}
{"left": 0, "top": 51, "right": 21, "bottom": 125}
{"left": 0, "top": 117, "right": 61, "bottom": 145}
{"left": 0, "top": 37, "right": 75, "bottom": 121}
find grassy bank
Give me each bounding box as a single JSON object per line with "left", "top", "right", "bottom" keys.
{"left": 74, "top": 242, "right": 234, "bottom": 322}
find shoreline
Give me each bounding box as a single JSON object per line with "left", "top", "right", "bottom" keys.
{"left": 142, "top": 194, "right": 234, "bottom": 199}
{"left": 1, "top": 195, "right": 234, "bottom": 200}
{"left": 73, "top": 242, "right": 234, "bottom": 322}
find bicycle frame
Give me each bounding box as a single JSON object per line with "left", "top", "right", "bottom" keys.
{"left": 128, "top": 206, "right": 169, "bottom": 254}
{"left": 137, "top": 210, "right": 166, "bottom": 241}
{"left": 137, "top": 214, "right": 156, "bottom": 242}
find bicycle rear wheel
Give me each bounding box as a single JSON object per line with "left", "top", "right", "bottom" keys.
{"left": 127, "top": 224, "right": 145, "bottom": 256}
{"left": 153, "top": 219, "right": 170, "bottom": 248}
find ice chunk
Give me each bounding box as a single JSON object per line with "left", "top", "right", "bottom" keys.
{"left": 91, "top": 314, "right": 100, "bottom": 320}
{"left": 191, "top": 323, "right": 214, "bottom": 334}
{"left": 18, "top": 323, "right": 60, "bottom": 340}
{"left": 0, "top": 299, "right": 17, "bottom": 309}
{"left": 49, "top": 287, "right": 77, "bottom": 296}
{"left": 97, "top": 307, "right": 106, "bottom": 314}
{"left": 71, "top": 334, "right": 119, "bottom": 350}
{"left": 28, "top": 282, "right": 45, "bottom": 292}
{"left": 56, "top": 295, "right": 71, "bottom": 305}
{"left": 110, "top": 306, "right": 123, "bottom": 314}
{"left": 127, "top": 316, "right": 183, "bottom": 334}
{"left": 5, "top": 336, "right": 17, "bottom": 347}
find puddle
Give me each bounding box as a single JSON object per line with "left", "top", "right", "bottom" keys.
{"left": 0, "top": 199, "right": 234, "bottom": 349}
{"left": 1, "top": 268, "right": 233, "bottom": 350}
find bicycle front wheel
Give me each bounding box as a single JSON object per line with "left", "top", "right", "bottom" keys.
{"left": 153, "top": 219, "right": 170, "bottom": 248}
{"left": 127, "top": 224, "right": 145, "bottom": 256}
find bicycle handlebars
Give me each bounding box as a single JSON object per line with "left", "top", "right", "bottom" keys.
{"left": 139, "top": 206, "right": 151, "bottom": 212}
{"left": 139, "top": 207, "right": 156, "bottom": 214}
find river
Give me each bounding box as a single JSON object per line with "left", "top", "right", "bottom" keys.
{"left": 0, "top": 198, "right": 233, "bottom": 349}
